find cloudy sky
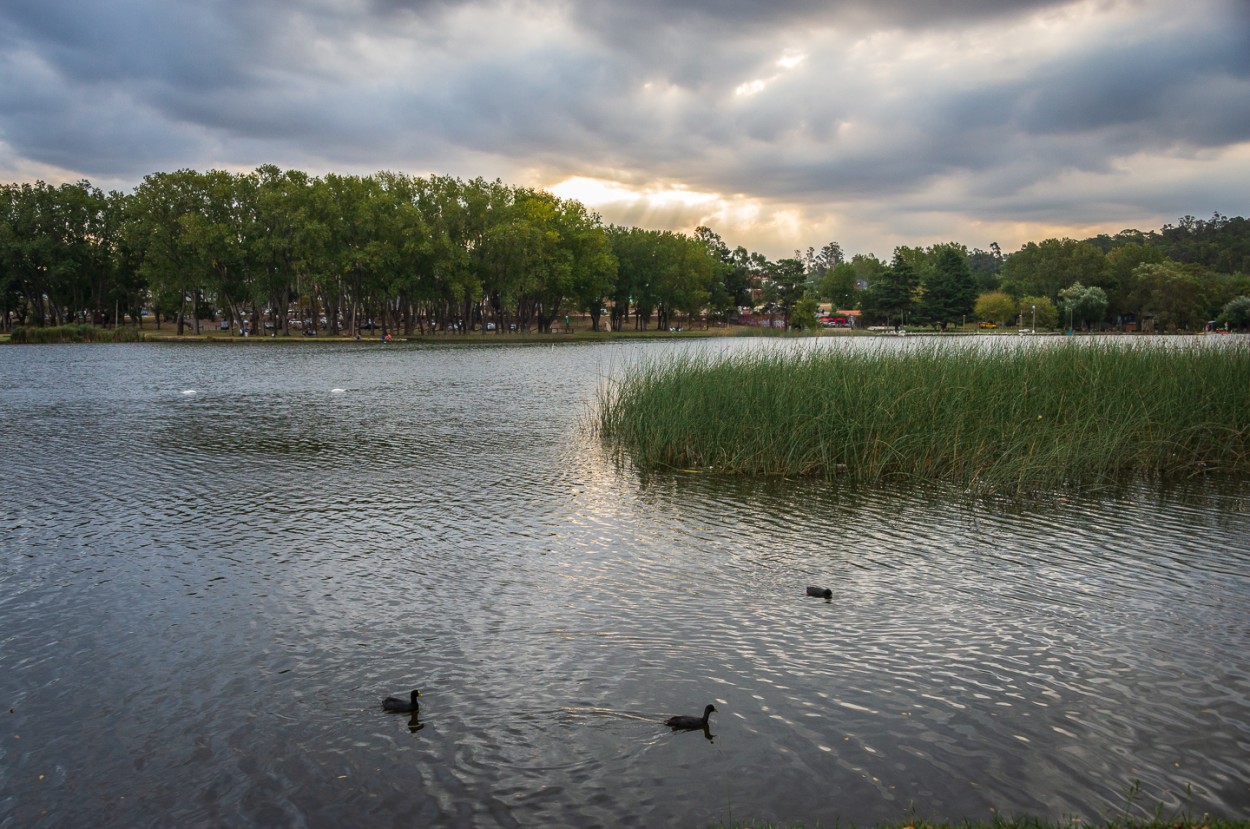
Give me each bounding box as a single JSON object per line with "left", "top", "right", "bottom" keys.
{"left": 2, "top": 0, "right": 1248, "bottom": 259}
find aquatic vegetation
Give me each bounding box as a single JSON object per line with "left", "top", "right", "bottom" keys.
{"left": 597, "top": 339, "right": 1250, "bottom": 498}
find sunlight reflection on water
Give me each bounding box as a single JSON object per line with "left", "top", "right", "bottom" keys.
{"left": 1, "top": 338, "right": 1247, "bottom": 828}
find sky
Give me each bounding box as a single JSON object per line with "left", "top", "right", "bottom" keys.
{"left": 1, "top": 0, "right": 1248, "bottom": 260}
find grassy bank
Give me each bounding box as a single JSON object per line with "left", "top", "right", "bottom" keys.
{"left": 5, "top": 324, "right": 146, "bottom": 343}
{"left": 596, "top": 340, "right": 1250, "bottom": 497}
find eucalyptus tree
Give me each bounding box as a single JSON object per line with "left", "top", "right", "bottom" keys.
{"left": 557, "top": 199, "right": 615, "bottom": 332}
{"left": 605, "top": 225, "right": 652, "bottom": 330}
{"left": 1000, "top": 238, "right": 1107, "bottom": 302}
{"left": 371, "top": 171, "right": 434, "bottom": 335}
{"left": 52, "top": 180, "right": 112, "bottom": 324}
{"left": 0, "top": 182, "right": 45, "bottom": 325}
{"left": 639, "top": 229, "right": 678, "bottom": 330}
{"left": 0, "top": 180, "right": 112, "bottom": 326}
{"left": 0, "top": 184, "right": 21, "bottom": 327}
{"left": 474, "top": 181, "right": 537, "bottom": 333}
{"left": 250, "top": 165, "right": 318, "bottom": 335}
{"left": 316, "top": 173, "right": 395, "bottom": 334}
{"left": 175, "top": 169, "right": 262, "bottom": 335}
{"left": 807, "top": 241, "right": 844, "bottom": 276}
{"left": 413, "top": 175, "right": 477, "bottom": 332}
{"left": 1127, "top": 261, "right": 1206, "bottom": 330}
{"left": 511, "top": 187, "right": 573, "bottom": 333}
{"left": 107, "top": 189, "right": 148, "bottom": 327}
{"left": 126, "top": 170, "right": 214, "bottom": 334}
{"left": 694, "top": 228, "right": 757, "bottom": 321}
{"left": 1103, "top": 242, "right": 1163, "bottom": 322}
{"left": 968, "top": 244, "right": 1003, "bottom": 292}
{"left": 450, "top": 177, "right": 498, "bottom": 331}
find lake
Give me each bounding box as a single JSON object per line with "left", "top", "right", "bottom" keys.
{"left": 1, "top": 336, "right": 1247, "bottom": 828}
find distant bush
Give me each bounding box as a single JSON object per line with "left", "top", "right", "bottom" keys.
{"left": 7, "top": 324, "right": 145, "bottom": 344}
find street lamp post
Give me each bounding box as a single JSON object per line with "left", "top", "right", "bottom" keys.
{"left": 1031, "top": 304, "right": 1036, "bottom": 334}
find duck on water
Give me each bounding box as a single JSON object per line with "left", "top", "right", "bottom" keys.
{"left": 665, "top": 704, "right": 717, "bottom": 730}
{"left": 382, "top": 689, "right": 421, "bottom": 713}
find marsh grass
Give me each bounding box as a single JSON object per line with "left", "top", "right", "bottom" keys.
{"left": 597, "top": 340, "right": 1250, "bottom": 498}
{"left": 6, "top": 324, "right": 145, "bottom": 344}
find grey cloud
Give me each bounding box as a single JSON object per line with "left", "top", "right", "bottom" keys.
{"left": 571, "top": 0, "right": 1070, "bottom": 36}
{"left": 1, "top": 0, "right": 1248, "bottom": 257}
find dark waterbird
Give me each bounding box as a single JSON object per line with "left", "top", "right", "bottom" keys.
{"left": 665, "top": 704, "right": 717, "bottom": 730}
{"left": 382, "top": 689, "right": 421, "bottom": 712}
{"left": 806, "top": 585, "right": 833, "bottom": 599}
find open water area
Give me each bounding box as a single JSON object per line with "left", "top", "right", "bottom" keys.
{"left": 1, "top": 336, "right": 1248, "bottom": 828}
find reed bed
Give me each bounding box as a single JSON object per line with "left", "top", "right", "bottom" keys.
{"left": 596, "top": 339, "right": 1250, "bottom": 497}
{"left": 6, "top": 324, "right": 145, "bottom": 344}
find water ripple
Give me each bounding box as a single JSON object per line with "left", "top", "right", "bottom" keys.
{"left": 1, "top": 340, "right": 1248, "bottom": 828}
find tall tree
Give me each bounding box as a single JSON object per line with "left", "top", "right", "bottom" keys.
{"left": 127, "top": 170, "right": 213, "bottom": 334}
{"left": 860, "top": 250, "right": 918, "bottom": 326}
{"left": 1000, "top": 238, "right": 1107, "bottom": 302}
{"left": 919, "top": 245, "right": 977, "bottom": 328}
{"left": 1057, "top": 282, "right": 1109, "bottom": 331}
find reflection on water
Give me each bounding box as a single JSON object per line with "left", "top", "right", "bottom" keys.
{"left": 1, "top": 339, "right": 1248, "bottom": 829}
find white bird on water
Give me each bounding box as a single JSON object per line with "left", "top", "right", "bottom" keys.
{"left": 181, "top": 389, "right": 197, "bottom": 396}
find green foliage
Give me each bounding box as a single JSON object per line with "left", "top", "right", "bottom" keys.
{"left": 768, "top": 257, "right": 807, "bottom": 327}
{"left": 860, "top": 250, "right": 918, "bottom": 324}
{"left": 8, "top": 324, "right": 143, "bottom": 343}
{"left": 1059, "top": 282, "right": 1110, "bottom": 330}
{"left": 1001, "top": 238, "right": 1107, "bottom": 302}
{"left": 919, "top": 245, "right": 977, "bottom": 327}
{"left": 5, "top": 167, "right": 1250, "bottom": 341}
{"left": 974, "top": 290, "right": 1017, "bottom": 325}
{"left": 968, "top": 243, "right": 1004, "bottom": 292}
{"left": 788, "top": 296, "right": 820, "bottom": 330}
{"left": 597, "top": 341, "right": 1250, "bottom": 499}
{"left": 818, "top": 261, "right": 860, "bottom": 309}
{"left": 1129, "top": 261, "right": 1206, "bottom": 330}
{"left": 1018, "top": 295, "right": 1059, "bottom": 330}
{"left": 605, "top": 225, "right": 719, "bottom": 331}
{"left": 1219, "top": 295, "right": 1250, "bottom": 329}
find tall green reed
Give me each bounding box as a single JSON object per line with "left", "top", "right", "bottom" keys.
{"left": 596, "top": 340, "right": 1250, "bottom": 497}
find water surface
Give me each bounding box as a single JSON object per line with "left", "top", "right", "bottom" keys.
{"left": 1, "top": 338, "right": 1247, "bottom": 828}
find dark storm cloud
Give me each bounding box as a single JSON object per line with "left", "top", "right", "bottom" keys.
{"left": 1, "top": 0, "right": 1248, "bottom": 254}
{"left": 570, "top": 0, "right": 1071, "bottom": 34}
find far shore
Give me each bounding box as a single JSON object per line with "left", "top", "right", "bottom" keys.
{"left": 3, "top": 316, "right": 1224, "bottom": 344}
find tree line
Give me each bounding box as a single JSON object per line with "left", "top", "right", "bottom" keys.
{"left": 0, "top": 168, "right": 737, "bottom": 336}
{"left": 3, "top": 165, "right": 1249, "bottom": 335}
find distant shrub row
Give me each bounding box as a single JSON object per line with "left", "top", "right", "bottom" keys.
{"left": 6, "top": 324, "right": 146, "bottom": 344}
